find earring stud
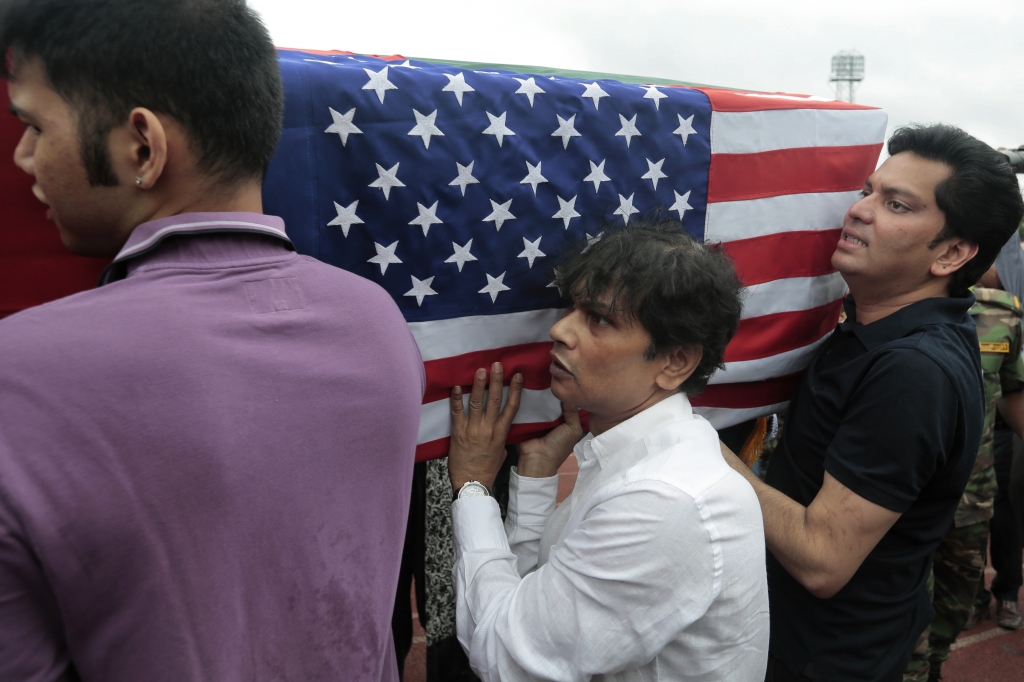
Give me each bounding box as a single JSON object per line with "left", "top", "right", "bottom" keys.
{"left": 135, "top": 177, "right": 142, "bottom": 186}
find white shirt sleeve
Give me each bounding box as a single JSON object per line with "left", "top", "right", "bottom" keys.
{"left": 451, "top": 480, "right": 718, "bottom": 682}
{"left": 504, "top": 469, "right": 558, "bottom": 577}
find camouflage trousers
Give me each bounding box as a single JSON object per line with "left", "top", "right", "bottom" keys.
{"left": 903, "top": 521, "right": 990, "bottom": 682}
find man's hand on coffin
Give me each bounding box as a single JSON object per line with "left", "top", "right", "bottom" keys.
{"left": 448, "top": 362, "right": 523, "bottom": 492}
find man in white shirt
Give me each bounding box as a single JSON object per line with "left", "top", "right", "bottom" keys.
{"left": 445, "top": 219, "right": 770, "bottom": 682}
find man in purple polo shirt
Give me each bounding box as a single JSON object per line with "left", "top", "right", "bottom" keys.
{"left": 0, "top": 1, "right": 424, "bottom": 680}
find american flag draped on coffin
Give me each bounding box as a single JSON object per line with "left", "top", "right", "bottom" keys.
{"left": 262, "top": 49, "right": 888, "bottom": 463}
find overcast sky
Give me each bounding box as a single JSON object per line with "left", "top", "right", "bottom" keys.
{"left": 252, "top": 0, "right": 1024, "bottom": 170}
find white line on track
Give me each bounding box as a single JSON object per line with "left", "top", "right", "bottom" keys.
{"left": 951, "top": 626, "right": 1016, "bottom": 651}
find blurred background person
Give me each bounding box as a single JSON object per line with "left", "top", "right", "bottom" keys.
{"left": 904, "top": 276, "right": 1024, "bottom": 682}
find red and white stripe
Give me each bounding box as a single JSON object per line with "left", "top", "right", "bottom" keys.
{"left": 410, "top": 309, "right": 563, "bottom": 461}
{"left": 690, "top": 89, "right": 886, "bottom": 426}
{"left": 410, "top": 89, "right": 887, "bottom": 461}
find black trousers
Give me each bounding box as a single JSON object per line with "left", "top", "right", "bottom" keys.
{"left": 764, "top": 653, "right": 904, "bottom": 682}
{"left": 764, "top": 654, "right": 814, "bottom": 681}
{"left": 392, "top": 463, "right": 427, "bottom": 679}
{"left": 987, "top": 428, "right": 1024, "bottom": 602}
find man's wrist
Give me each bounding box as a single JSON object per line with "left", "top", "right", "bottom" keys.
{"left": 516, "top": 455, "right": 561, "bottom": 479}
{"left": 449, "top": 472, "right": 496, "bottom": 493}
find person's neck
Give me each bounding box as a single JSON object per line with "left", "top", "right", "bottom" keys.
{"left": 97, "top": 181, "right": 266, "bottom": 260}
{"left": 142, "top": 182, "right": 264, "bottom": 223}
{"left": 848, "top": 277, "right": 951, "bottom": 325}
{"left": 587, "top": 388, "right": 677, "bottom": 437}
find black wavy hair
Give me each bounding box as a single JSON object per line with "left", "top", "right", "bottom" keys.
{"left": 0, "top": 0, "right": 283, "bottom": 187}
{"left": 887, "top": 124, "right": 1024, "bottom": 297}
{"left": 552, "top": 217, "right": 744, "bottom": 396}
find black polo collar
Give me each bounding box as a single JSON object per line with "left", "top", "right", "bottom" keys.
{"left": 840, "top": 293, "right": 977, "bottom": 351}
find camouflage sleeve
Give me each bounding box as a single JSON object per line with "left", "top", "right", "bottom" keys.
{"left": 1001, "top": 321, "right": 1024, "bottom": 396}
{"left": 995, "top": 233, "right": 1024, "bottom": 302}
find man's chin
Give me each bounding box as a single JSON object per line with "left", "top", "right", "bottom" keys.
{"left": 830, "top": 246, "right": 844, "bottom": 268}
{"left": 55, "top": 226, "right": 87, "bottom": 256}
{"left": 831, "top": 248, "right": 858, "bottom": 275}
{"left": 549, "top": 378, "right": 574, "bottom": 404}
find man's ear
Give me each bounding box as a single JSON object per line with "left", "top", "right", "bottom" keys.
{"left": 116, "top": 107, "right": 168, "bottom": 190}
{"left": 654, "top": 345, "right": 703, "bottom": 392}
{"left": 930, "top": 237, "right": 979, "bottom": 279}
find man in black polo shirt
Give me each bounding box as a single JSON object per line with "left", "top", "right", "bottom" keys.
{"left": 724, "top": 124, "right": 1024, "bottom": 682}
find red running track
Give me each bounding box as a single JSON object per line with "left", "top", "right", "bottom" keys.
{"left": 942, "top": 563, "right": 1024, "bottom": 682}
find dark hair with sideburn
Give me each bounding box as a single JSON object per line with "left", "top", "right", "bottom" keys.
{"left": 552, "top": 217, "right": 744, "bottom": 395}
{"left": 887, "top": 124, "right": 1024, "bottom": 297}
{"left": 0, "top": 0, "right": 283, "bottom": 187}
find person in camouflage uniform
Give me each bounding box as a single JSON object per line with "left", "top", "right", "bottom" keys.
{"left": 904, "top": 286, "right": 1024, "bottom": 682}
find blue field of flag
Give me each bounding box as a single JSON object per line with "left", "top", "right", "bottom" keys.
{"left": 264, "top": 51, "right": 712, "bottom": 323}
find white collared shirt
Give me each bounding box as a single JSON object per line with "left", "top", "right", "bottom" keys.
{"left": 451, "top": 393, "right": 769, "bottom": 682}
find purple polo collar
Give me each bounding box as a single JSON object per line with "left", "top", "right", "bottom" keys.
{"left": 99, "top": 212, "right": 293, "bottom": 285}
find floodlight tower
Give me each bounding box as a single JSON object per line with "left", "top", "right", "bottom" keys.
{"left": 830, "top": 50, "right": 864, "bottom": 103}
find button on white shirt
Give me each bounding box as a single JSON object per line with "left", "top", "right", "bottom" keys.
{"left": 451, "top": 393, "right": 769, "bottom": 681}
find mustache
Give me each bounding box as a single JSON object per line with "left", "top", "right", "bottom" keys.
{"left": 550, "top": 350, "right": 574, "bottom": 375}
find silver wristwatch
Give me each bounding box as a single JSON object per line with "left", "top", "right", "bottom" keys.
{"left": 455, "top": 480, "right": 491, "bottom": 502}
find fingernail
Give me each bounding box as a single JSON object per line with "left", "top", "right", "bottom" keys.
{"left": 515, "top": 373, "right": 523, "bottom": 383}
{"left": 492, "top": 362, "right": 501, "bottom": 372}
{"left": 476, "top": 368, "right": 486, "bottom": 380}
{"left": 453, "top": 386, "right": 461, "bottom": 395}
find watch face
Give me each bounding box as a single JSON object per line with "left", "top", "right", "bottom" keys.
{"left": 460, "top": 482, "right": 489, "bottom": 498}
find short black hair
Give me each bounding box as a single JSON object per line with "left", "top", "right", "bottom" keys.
{"left": 887, "top": 124, "right": 1024, "bottom": 297}
{"left": 0, "top": 0, "right": 283, "bottom": 187}
{"left": 553, "top": 218, "right": 743, "bottom": 395}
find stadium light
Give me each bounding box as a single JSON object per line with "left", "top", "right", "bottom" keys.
{"left": 830, "top": 50, "right": 864, "bottom": 103}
